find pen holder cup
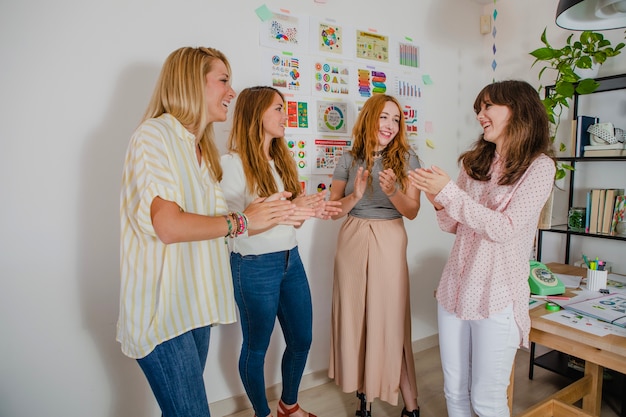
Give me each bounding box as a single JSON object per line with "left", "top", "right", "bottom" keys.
{"left": 587, "top": 269, "right": 608, "bottom": 291}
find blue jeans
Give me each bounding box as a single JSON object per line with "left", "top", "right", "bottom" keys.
{"left": 137, "top": 326, "right": 212, "bottom": 417}
{"left": 230, "top": 247, "right": 313, "bottom": 417}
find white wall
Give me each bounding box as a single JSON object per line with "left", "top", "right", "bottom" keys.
{"left": 1, "top": 1, "right": 625, "bottom": 417}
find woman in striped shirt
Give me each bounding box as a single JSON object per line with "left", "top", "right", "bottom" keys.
{"left": 118, "top": 47, "right": 296, "bottom": 417}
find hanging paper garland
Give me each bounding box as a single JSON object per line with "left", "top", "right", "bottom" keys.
{"left": 491, "top": 0, "right": 498, "bottom": 81}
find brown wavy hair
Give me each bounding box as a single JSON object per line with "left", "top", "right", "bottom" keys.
{"left": 227, "top": 86, "right": 301, "bottom": 199}
{"left": 143, "top": 47, "right": 230, "bottom": 182}
{"left": 350, "top": 94, "right": 412, "bottom": 192}
{"left": 460, "top": 80, "right": 555, "bottom": 185}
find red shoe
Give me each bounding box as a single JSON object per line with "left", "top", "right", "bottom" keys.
{"left": 277, "top": 402, "right": 317, "bottom": 417}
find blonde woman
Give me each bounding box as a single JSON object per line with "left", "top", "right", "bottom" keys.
{"left": 329, "top": 94, "right": 421, "bottom": 417}
{"left": 118, "top": 48, "right": 295, "bottom": 417}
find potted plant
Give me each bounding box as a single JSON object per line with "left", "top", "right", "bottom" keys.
{"left": 530, "top": 29, "right": 624, "bottom": 179}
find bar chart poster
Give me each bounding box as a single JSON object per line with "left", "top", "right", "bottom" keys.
{"left": 398, "top": 42, "right": 419, "bottom": 68}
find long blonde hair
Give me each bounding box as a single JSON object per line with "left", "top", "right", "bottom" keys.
{"left": 227, "top": 86, "right": 301, "bottom": 199}
{"left": 350, "top": 94, "right": 412, "bottom": 191}
{"left": 143, "top": 46, "right": 230, "bottom": 182}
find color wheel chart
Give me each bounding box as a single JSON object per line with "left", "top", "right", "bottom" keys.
{"left": 317, "top": 101, "right": 348, "bottom": 133}
{"left": 318, "top": 23, "right": 342, "bottom": 54}
{"left": 286, "top": 137, "right": 309, "bottom": 171}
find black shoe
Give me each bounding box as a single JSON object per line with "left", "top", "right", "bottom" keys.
{"left": 356, "top": 392, "right": 371, "bottom": 417}
{"left": 401, "top": 406, "right": 420, "bottom": 417}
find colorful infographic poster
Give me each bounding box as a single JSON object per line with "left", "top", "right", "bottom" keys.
{"left": 356, "top": 30, "right": 389, "bottom": 63}
{"left": 313, "top": 138, "right": 352, "bottom": 174}
{"left": 317, "top": 101, "right": 348, "bottom": 134}
{"left": 317, "top": 22, "right": 342, "bottom": 54}
{"left": 393, "top": 72, "right": 422, "bottom": 99}
{"left": 260, "top": 11, "right": 308, "bottom": 51}
{"left": 355, "top": 66, "right": 388, "bottom": 98}
{"left": 285, "top": 135, "right": 311, "bottom": 173}
{"left": 398, "top": 42, "right": 420, "bottom": 68}
{"left": 286, "top": 99, "right": 310, "bottom": 130}
{"left": 264, "top": 50, "right": 308, "bottom": 93}
{"left": 307, "top": 174, "right": 334, "bottom": 195}
{"left": 402, "top": 103, "right": 419, "bottom": 135}
{"left": 312, "top": 59, "right": 350, "bottom": 96}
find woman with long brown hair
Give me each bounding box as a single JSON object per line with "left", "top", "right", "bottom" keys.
{"left": 220, "top": 86, "right": 340, "bottom": 417}
{"left": 409, "top": 80, "right": 556, "bottom": 417}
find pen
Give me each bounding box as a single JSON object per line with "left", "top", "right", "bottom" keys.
{"left": 530, "top": 295, "right": 570, "bottom": 300}
{"left": 582, "top": 254, "right": 591, "bottom": 268}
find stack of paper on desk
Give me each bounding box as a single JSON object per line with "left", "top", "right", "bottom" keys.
{"left": 564, "top": 293, "right": 626, "bottom": 327}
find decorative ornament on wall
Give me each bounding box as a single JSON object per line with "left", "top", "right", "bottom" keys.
{"left": 491, "top": 0, "right": 498, "bottom": 80}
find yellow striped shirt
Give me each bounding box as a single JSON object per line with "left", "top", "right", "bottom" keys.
{"left": 117, "top": 113, "right": 236, "bottom": 359}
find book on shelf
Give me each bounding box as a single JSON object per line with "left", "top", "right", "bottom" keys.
{"left": 585, "top": 190, "right": 591, "bottom": 233}
{"left": 584, "top": 143, "right": 626, "bottom": 151}
{"left": 584, "top": 148, "right": 626, "bottom": 157}
{"left": 601, "top": 189, "right": 624, "bottom": 234}
{"left": 564, "top": 293, "right": 626, "bottom": 327}
{"left": 612, "top": 195, "right": 626, "bottom": 235}
{"left": 589, "top": 188, "right": 603, "bottom": 234}
{"left": 586, "top": 188, "right": 625, "bottom": 234}
{"left": 575, "top": 115, "right": 599, "bottom": 157}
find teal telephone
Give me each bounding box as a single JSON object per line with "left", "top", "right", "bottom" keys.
{"left": 528, "top": 261, "right": 565, "bottom": 296}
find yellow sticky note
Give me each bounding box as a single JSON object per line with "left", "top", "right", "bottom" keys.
{"left": 255, "top": 4, "right": 274, "bottom": 21}
{"left": 422, "top": 74, "right": 433, "bottom": 85}
{"left": 426, "top": 139, "right": 435, "bottom": 149}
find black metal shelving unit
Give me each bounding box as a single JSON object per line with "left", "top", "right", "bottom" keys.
{"left": 531, "top": 73, "right": 626, "bottom": 417}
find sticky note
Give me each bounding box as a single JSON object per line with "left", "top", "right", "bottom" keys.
{"left": 426, "top": 139, "right": 435, "bottom": 149}
{"left": 422, "top": 74, "right": 433, "bottom": 85}
{"left": 425, "top": 121, "right": 433, "bottom": 133}
{"left": 255, "top": 4, "right": 274, "bottom": 21}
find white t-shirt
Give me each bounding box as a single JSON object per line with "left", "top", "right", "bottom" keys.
{"left": 220, "top": 153, "right": 297, "bottom": 256}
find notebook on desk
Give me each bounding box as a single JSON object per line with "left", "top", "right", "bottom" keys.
{"left": 564, "top": 293, "right": 626, "bottom": 327}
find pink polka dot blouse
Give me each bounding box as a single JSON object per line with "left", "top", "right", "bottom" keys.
{"left": 434, "top": 153, "right": 555, "bottom": 348}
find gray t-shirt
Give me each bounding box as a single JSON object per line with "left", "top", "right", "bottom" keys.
{"left": 333, "top": 148, "right": 421, "bottom": 220}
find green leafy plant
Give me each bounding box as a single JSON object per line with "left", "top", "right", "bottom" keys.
{"left": 530, "top": 28, "right": 624, "bottom": 179}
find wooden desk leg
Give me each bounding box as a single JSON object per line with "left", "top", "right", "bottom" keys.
{"left": 582, "top": 361, "right": 603, "bottom": 417}
{"left": 508, "top": 363, "right": 514, "bottom": 414}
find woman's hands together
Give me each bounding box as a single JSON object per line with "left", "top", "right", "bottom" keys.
{"left": 408, "top": 165, "right": 450, "bottom": 210}
{"left": 293, "top": 190, "right": 342, "bottom": 220}
{"left": 243, "top": 191, "right": 300, "bottom": 229}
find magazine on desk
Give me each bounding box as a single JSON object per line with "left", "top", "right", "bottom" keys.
{"left": 564, "top": 293, "right": 626, "bottom": 327}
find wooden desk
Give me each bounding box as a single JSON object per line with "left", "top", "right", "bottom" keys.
{"left": 520, "top": 263, "right": 626, "bottom": 416}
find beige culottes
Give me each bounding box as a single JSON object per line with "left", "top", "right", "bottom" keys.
{"left": 329, "top": 215, "right": 418, "bottom": 406}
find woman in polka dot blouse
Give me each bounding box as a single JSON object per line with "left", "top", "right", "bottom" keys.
{"left": 408, "top": 80, "right": 556, "bottom": 417}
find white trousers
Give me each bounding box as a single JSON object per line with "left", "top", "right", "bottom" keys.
{"left": 438, "top": 303, "right": 520, "bottom": 417}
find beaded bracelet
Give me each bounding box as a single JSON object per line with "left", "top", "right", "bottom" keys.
{"left": 225, "top": 212, "right": 249, "bottom": 238}
{"left": 224, "top": 215, "right": 234, "bottom": 237}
